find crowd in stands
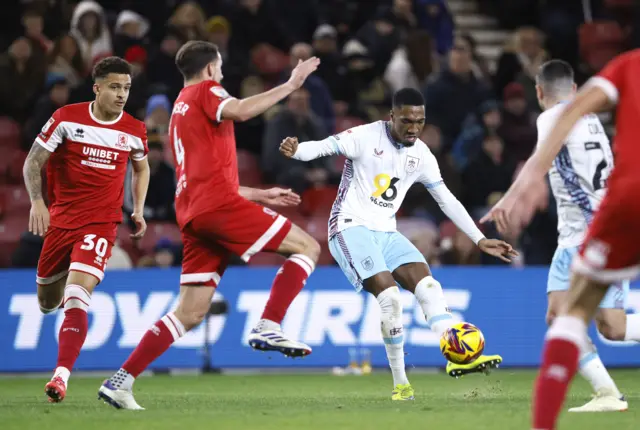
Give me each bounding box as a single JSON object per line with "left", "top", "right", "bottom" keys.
{"left": 1, "top": 0, "right": 638, "bottom": 269}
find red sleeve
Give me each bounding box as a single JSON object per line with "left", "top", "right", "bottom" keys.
{"left": 201, "top": 82, "right": 235, "bottom": 122}
{"left": 586, "top": 52, "right": 632, "bottom": 104}
{"left": 36, "top": 108, "right": 66, "bottom": 152}
{"left": 130, "top": 122, "right": 149, "bottom": 161}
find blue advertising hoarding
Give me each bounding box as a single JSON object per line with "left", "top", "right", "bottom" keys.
{"left": 1, "top": 267, "right": 639, "bottom": 372}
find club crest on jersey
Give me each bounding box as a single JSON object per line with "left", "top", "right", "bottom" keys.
{"left": 116, "top": 134, "right": 129, "bottom": 150}
{"left": 210, "top": 86, "right": 230, "bottom": 100}
{"left": 41, "top": 116, "right": 55, "bottom": 133}
{"left": 361, "top": 256, "right": 374, "bottom": 271}
{"left": 405, "top": 156, "right": 419, "bottom": 173}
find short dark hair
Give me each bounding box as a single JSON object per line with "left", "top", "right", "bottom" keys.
{"left": 92, "top": 56, "right": 132, "bottom": 81}
{"left": 175, "top": 40, "right": 220, "bottom": 80}
{"left": 392, "top": 88, "right": 425, "bottom": 109}
{"left": 536, "top": 60, "right": 574, "bottom": 90}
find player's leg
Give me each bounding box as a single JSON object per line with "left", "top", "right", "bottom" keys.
{"left": 248, "top": 221, "right": 320, "bottom": 356}
{"left": 546, "top": 246, "right": 624, "bottom": 411}
{"left": 99, "top": 232, "right": 223, "bottom": 410}
{"left": 595, "top": 280, "right": 640, "bottom": 342}
{"left": 328, "top": 227, "right": 413, "bottom": 400}
{"left": 36, "top": 226, "right": 70, "bottom": 313}
{"left": 387, "top": 233, "right": 501, "bottom": 377}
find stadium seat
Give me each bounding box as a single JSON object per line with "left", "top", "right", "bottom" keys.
{"left": 251, "top": 44, "right": 289, "bottom": 76}
{"left": 579, "top": 21, "right": 624, "bottom": 71}
{"left": 0, "top": 215, "right": 28, "bottom": 267}
{"left": 335, "top": 116, "right": 366, "bottom": 133}
{"left": 304, "top": 216, "right": 328, "bottom": 243}
{"left": 6, "top": 150, "right": 27, "bottom": 185}
{"left": 237, "top": 149, "right": 262, "bottom": 186}
{"left": 300, "top": 186, "right": 337, "bottom": 217}
{"left": 1, "top": 185, "right": 31, "bottom": 216}
{"left": 0, "top": 117, "right": 20, "bottom": 150}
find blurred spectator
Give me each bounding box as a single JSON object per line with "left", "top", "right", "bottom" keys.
{"left": 312, "top": 25, "right": 347, "bottom": 101}
{"left": 462, "top": 134, "right": 516, "bottom": 216}
{"left": 113, "top": 10, "right": 150, "bottom": 58}
{"left": 384, "top": 30, "right": 438, "bottom": 94}
{"left": 274, "top": 0, "right": 321, "bottom": 44}
{"left": 11, "top": 232, "right": 44, "bottom": 268}
{"left": 423, "top": 36, "right": 492, "bottom": 150}
{"left": 440, "top": 228, "right": 481, "bottom": 265}
{"left": 404, "top": 123, "right": 462, "bottom": 224}
{"left": 262, "top": 88, "right": 337, "bottom": 193}
{"left": 146, "top": 26, "right": 186, "bottom": 102}
{"left": 460, "top": 33, "right": 492, "bottom": 84}
{"left": 206, "top": 16, "right": 230, "bottom": 62}
{"left": 168, "top": 1, "right": 208, "bottom": 42}
{"left": 0, "top": 37, "right": 46, "bottom": 121}
{"left": 137, "top": 238, "right": 178, "bottom": 268}
{"left": 22, "top": 9, "right": 52, "bottom": 55}
{"left": 397, "top": 217, "right": 440, "bottom": 266}
{"left": 499, "top": 82, "right": 537, "bottom": 163}
{"left": 122, "top": 45, "right": 150, "bottom": 119}
{"left": 105, "top": 241, "right": 133, "bottom": 270}
{"left": 235, "top": 75, "right": 267, "bottom": 155}
{"left": 390, "top": 0, "right": 418, "bottom": 34}
{"left": 125, "top": 139, "right": 176, "bottom": 223}
{"left": 144, "top": 94, "right": 171, "bottom": 134}
{"left": 23, "top": 74, "right": 69, "bottom": 150}
{"left": 69, "top": 1, "right": 113, "bottom": 69}
{"left": 48, "top": 34, "right": 85, "bottom": 88}
{"left": 451, "top": 99, "right": 501, "bottom": 170}
{"left": 413, "top": 0, "right": 454, "bottom": 55}
{"left": 341, "top": 39, "right": 386, "bottom": 121}
{"left": 355, "top": 9, "right": 401, "bottom": 76}
{"left": 494, "top": 27, "right": 547, "bottom": 98}
{"left": 284, "top": 43, "right": 335, "bottom": 134}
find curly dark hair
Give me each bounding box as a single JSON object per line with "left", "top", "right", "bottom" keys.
{"left": 91, "top": 56, "right": 132, "bottom": 81}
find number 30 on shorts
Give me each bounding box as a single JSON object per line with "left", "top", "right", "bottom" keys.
{"left": 80, "top": 234, "right": 109, "bottom": 257}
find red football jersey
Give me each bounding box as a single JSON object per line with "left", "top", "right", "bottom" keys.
{"left": 36, "top": 102, "right": 148, "bottom": 229}
{"left": 169, "top": 80, "right": 238, "bottom": 228}
{"left": 586, "top": 49, "right": 640, "bottom": 179}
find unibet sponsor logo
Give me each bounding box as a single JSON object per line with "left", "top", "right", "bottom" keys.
{"left": 370, "top": 173, "right": 399, "bottom": 209}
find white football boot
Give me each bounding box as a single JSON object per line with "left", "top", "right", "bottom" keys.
{"left": 248, "top": 320, "right": 311, "bottom": 358}
{"left": 98, "top": 380, "right": 145, "bottom": 410}
{"left": 568, "top": 391, "right": 628, "bottom": 412}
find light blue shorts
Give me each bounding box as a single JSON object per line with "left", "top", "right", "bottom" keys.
{"left": 328, "top": 225, "right": 427, "bottom": 292}
{"left": 548, "top": 246, "right": 629, "bottom": 309}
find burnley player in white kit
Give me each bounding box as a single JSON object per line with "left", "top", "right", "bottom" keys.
{"left": 22, "top": 57, "right": 149, "bottom": 403}
{"left": 280, "top": 88, "right": 518, "bottom": 400}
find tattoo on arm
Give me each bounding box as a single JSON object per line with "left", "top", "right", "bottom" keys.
{"left": 23, "top": 144, "right": 51, "bottom": 201}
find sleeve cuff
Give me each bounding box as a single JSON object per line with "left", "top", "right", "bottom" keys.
{"left": 216, "top": 97, "right": 236, "bottom": 122}
{"left": 585, "top": 76, "right": 619, "bottom": 104}
{"left": 131, "top": 153, "right": 148, "bottom": 161}
{"left": 36, "top": 137, "right": 55, "bottom": 152}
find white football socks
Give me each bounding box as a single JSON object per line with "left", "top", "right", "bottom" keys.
{"left": 414, "top": 276, "right": 455, "bottom": 335}
{"left": 378, "top": 287, "right": 409, "bottom": 386}
{"left": 624, "top": 313, "right": 640, "bottom": 341}
{"left": 578, "top": 343, "right": 622, "bottom": 398}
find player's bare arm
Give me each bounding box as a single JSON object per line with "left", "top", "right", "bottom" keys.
{"left": 130, "top": 158, "right": 150, "bottom": 239}
{"left": 221, "top": 58, "right": 320, "bottom": 122}
{"left": 23, "top": 143, "right": 52, "bottom": 236}
{"left": 480, "top": 86, "right": 610, "bottom": 233}
{"left": 239, "top": 186, "right": 301, "bottom": 207}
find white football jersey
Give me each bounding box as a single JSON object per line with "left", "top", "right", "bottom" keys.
{"left": 537, "top": 103, "right": 614, "bottom": 248}
{"left": 323, "top": 121, "right": 443, "bottom": 236}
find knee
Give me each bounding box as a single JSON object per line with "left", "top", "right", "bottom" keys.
{"left": 174, "top": 307, "right": 208, "bottom": 331}
{"left": 37, "top": 291, "right": 63, "bottom": 315}
{"left": 297, "top": 236, "right": 321, "bottom": 264}
{"left": 378, "top": 286, "right": 403, "bottom": 316}
{"left": 596, "top": 319, "right": 626, "bottom": 341}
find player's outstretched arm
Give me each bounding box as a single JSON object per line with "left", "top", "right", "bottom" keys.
{"left": 23, "top": 143, "right": 52, "bottom": 236}
{"left": 480, "top": 85, "right": 610, "bottom": 233}
{"left": 130, "top": 158, "right": 150, "bottom": 239}
{"left": 221, "top": 57, "right": 320, "bottom": 122}
{"left": 239, "top": 186, "right": 301, "bottom": 207}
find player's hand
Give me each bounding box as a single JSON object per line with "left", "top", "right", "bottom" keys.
{"left": 130, "top": 213, "right": 147, "bottom": 239}
{"left": 261, "top": 187, "right": 301, "bottom": 207}
{"left": 479, "top": 195, "right": 514, "bottom": 236}
{"left": 287, "top": 57, "right": 321, "bottom": 90}
{"left": 29, "top": 199, "right": 50, "bottom": 237}
{"left": 477, "top": 238, "right": 519, "bottom": 263}
{"left": 279, "top": 137, "right": 299, "bottom": 158}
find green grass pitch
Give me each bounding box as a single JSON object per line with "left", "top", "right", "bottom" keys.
{"left": 1, "top": 370, "right": 639, "bottom": 430}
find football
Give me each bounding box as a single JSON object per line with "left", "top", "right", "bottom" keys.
{"left": 440, "top": 322, "right": 485, "bottom": 365}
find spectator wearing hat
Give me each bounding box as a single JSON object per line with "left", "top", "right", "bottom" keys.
{"left": 413, "top": 0, "right": 454, "bottom": 55}
{"left": 48, "top": 34, "right": 85, "bottom": 88}
{"left": 113, "top": 10, "right": 150, "bottom": 58}
{"left": 312, "top": 24, "right": 347, "bottom": 101}
{"left": 206, "top": 16, "right": 230, "bottom": 62}
{"left": 384, "top": 29, "right": 438, "bottom": 94}
{"left": 146, "top": 26, "right": 186, "bottom": 102}
{"left": 137, "top": 238, "right": 179, "bottom": 268}
{"left": 23, "top": 73, "right": 69, "bottom": 150}
{"left": 498, "top": 82, "right": 537, "bottom": 163}
{"left": 355, "top": 8, "right": 401, "bottom": 75}
{"left": 144, "top": 94, "right": 171, "bottom": 134}
{"left": 451, "top": 99, "right": 502, "bottom": 170}
{"left": 69, "top": 1, "right": 112, "bottom": 69}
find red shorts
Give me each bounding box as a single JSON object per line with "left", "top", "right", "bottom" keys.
{"left": 180, "top": 198, "right": 291, "bottom": 286}
{"left": 574, "top": 179, "right": 640, "bottom": 283}
{"left": 36, "top": 223, "right": 117, "bottom": 285}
